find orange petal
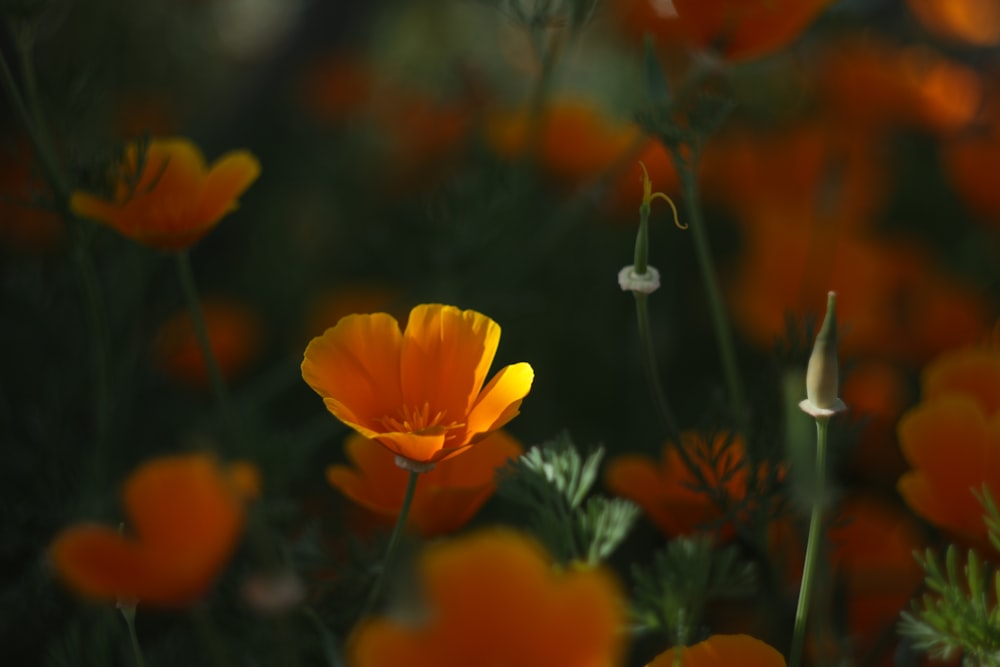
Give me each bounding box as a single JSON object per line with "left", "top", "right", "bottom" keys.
{"left": 49, "top": 525, "right": 154, "bottom": 602}
{"left": 923, "top": 348, "right": 1000, "bottom": 417}
{"left": 400, "top": 304, "right": 501, "bottom": 420}
{"left": 648, "top": 634, "right": 787, "bottom": 667}
{"left": 128, "top": 138, "right": 206, "bottom": 209}
{"left": 465, "top": 362, "right": 534, "bottom": 436}
{"left": 69, "top": 192, "right": 124, "bottom": 226}
{"left": 195, "top": 150, "right": 262, "bottom": 224}
{"left": 604, "top": 455, "right": 663, "bottom": 508}
{"left": 302, "top": 312, "right": 404, "bottom": 428}
{"left": 350, "top": 529, "right": 626, "bottom": 667}
{"left": 376, "top": 430, "right": 450, "bottom": 463}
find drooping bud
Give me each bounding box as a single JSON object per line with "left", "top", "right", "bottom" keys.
{"left": 799, "top": 291, "right": 847, "bottom": 419}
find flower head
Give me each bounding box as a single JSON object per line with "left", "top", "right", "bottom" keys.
{"left": 349, "top": 529, "right": 626, "bottom": 667}
{"left": 49, "top": 453, "right": 259, "bottom": 607}
{"left": 328, "top": 430, "right": 523, "bottom": 537}
{"left": 70, "top": 137, "right": 260, "bottom": 250}
{"left": 647, "top": 634, "right": 786, "bottom": 667}
{"left": 897, "top": 343, "right": 1000, "bottom": 546}
{"left": 301, "top": 303, "right": 534, "bottom": 466}
{"left": 605, "top": 431, "right": 776, "bottom": 539}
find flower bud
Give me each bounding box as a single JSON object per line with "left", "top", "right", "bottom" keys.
{"left": 799, "top": 291, "right": 847, "bottom": 419}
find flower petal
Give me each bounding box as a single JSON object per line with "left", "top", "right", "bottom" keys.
{"left": 49, "top": 525, "right": 153, "bottom": 602}
{"left": 302, "top": 313, "right": 404, "bottom": 429}
{"left": 69, "top": 192, "right": 124, "bottom": 227}
{"left": 923, "top": 348, "right": 1000, "bottom": 417}
{"left": 647, "top": 634, "right": 787, "bottom": 667}
{"left": 465, "top": 362, "right": 534, "bottom": 437}
{"left": 400, "top": 304, "right": 500, "bottom": 422}
{"left": 195, "top": 150, "right": 262, "bottom": 224}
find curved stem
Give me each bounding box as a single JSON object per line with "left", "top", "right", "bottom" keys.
{"left": 789, "top": 416, "right": 829, "bottom": 667}
{"left": 669, "top": 148, "right": 748, "bottom": 430}
{"left": 361, "top": 470, "right": 420, "bottom": 618}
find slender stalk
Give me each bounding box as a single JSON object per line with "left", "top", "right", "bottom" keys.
{"left": 361, "top": 470, "right": 420, "bottom": 618}
{"left": 634, "top": 293, "right": 681, "bottom": 442}
{"left": 120, "top": 607, "right": 147, "bottom": 667}
{"left": 668, "top": 148, "right": 748, "bottom": 429}
{"left": 789, "top": 416, "right": 830, "bottom": 667}
{"left": 175, "top": 251, "right": 240, "bottom": 451}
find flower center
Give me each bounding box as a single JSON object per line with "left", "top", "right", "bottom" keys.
{"left": 378, "top": 402, "right": 463, "bottom": 436}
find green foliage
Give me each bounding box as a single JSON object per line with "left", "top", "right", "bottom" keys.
{"left": 900, "top": 545, "right": 1000, "bottom": 666}
{"left": 496, "top": 431, "right": 639, "bottom": 565}
{"left": 630, "top": 535, "right": 757, "bottom": 646}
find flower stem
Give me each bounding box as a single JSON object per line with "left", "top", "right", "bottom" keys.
{"left": 634, "top": 292, "right": 680, "bottom": 442}
{"left": 789, "top": 416, "right": 830, "bottom": 667}
{"left": 120, "top": 606, "right": 147, "bottom": 667}
{"left": 669, "top": 149, "right": 748, "bottom": 429}
{"left": 361, "top": 469, "right": 420, "bottom": 618}
{"left": 175, "top": 251, "right": 239, "bottom": 451}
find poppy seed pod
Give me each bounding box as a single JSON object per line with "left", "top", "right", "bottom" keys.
{"left": 800, "top": 291, "right": 847, "bottom": 418}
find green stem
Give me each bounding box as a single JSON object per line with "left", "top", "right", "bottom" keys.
{"left": 634, "top": 293, "right": 681, "bottom": 442}
{"left": 120, "top": 607, "right": 147, "bottom": 667}
{"left": 175, "top": 251, "right": 239, "bottom": 451}
{"left": 789, "top": 416, "right": 829, "bottom": 667}
{"left": 669, "top": 148, "right": 748, "bottom": 430}
{"left": 361, "top": 470, "right": 420, "bottom": 618}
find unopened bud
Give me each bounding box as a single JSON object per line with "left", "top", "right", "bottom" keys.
{"left": 799, "top": 291, "right": 847, "bottom": 419}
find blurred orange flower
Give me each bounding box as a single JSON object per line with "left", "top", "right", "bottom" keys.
{"left": 828, "top": 496, "right": 926, "bottom": 661}
{"left": 613, "top": 0, "right": 833, "bottom": 62}
{"left": 49, "top": 453, "right": 259, "bottom": 607}
{"left": 907, "top": 0, "right": 1000, "bottom": 47}
{"left": 301, "top": 303, "right": 534, "bottom": 466}
{"left": 647, "top": 634, "right": 786, "bottom": 667}
{"left": 349, "top": 529, "right": 626, "bottom": 667}
{"left": 328, "top": 431, "right": 522, "bottom": 537}
{"left": 944, "top": 123, "right": 1000, "bottom": 226}
{"left": 485, "top": 98, "right": 677, "bottom": 214}
{"left": 898, "top": 344, "right": 1000, "bottom": 545}
{"left": 605, "top": 432, "right": 773, "bottom": 538}
{"left": 0, "top": 141, "right": 65, "bottom": 254}
{"left": 818, "top": 40, "right": 983, "bottom": 134}
{"left": 70, "top": 137, "right": 260, "bottom": 250}
{"left": 152, "top": 298, "right": 262, "bottom": 389}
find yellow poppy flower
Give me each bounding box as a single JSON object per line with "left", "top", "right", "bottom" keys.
{"left": 301, "top": 303, "right": 534, "bottom": 466}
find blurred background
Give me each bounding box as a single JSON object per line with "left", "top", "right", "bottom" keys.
{"left": 3, "top": 0, "right": 1000, "bottom": 663}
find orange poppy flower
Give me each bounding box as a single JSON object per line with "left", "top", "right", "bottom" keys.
{"left": 613, "top": 0, "right": 832, "bottom": 62}
{"left": 328, "top": 430, "right": 523, "bottom": 537}
{"left": 49, "top": 453, "right": 259, "bottom": 607}
{"left": 349, "top": 529, "right": 626, "bottom": 667}
{"left": 69, "top": 137, "right": 260, "bottom": 250}
{"left": 898, "top": 345, "right": 1000, "bottom": 546}
{"left": 647, "top": 634, "right": 786, "bottom": 667}
{"left": 605, "top": 432, "right": 773, "bottom": 538}
{"left": 152, "top": 298, "right": 262, "bottom": 389}
{"left": 301, "top": 303, "right": 534, "bottom": 466}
